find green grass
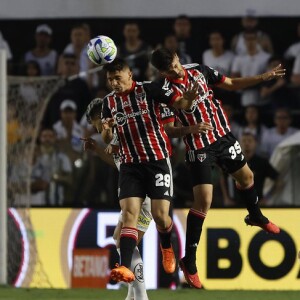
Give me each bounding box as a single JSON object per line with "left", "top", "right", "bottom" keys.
{"left": 0, "top": 287, "right": 299, "bottom": 300}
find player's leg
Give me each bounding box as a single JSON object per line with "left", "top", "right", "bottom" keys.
{"left": 114, "top": 219, "right": 149, "bottom": 300}
{"left": 180, "top": 151, "right": 213, "bottom": 288}
{"left": 111, "top": 163, "right": 145, "bottom": 283}
{"left": 129, "top": 197, "right": 152, "bottom": 300}
{"left": 231, "top": 164, "right": 280, "bottom": 233}
{"left": 219, "top": 133, "right": 279, "bottom": 234}
{"left": 111, "top": 197, "right": 142, "bottom": 281}
{"left": 151, "top": 199, "right": 175, "bottom": 274}
{"left": 147, "top": 158, "right": 176, "bottom": 274}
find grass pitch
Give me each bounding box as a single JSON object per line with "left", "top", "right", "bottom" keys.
{"left": 0, "top": 287, "right": 299, "bottom": 300}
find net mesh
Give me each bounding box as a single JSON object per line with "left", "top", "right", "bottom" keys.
{"left": 7, "top": 75, "right": 65, "bottom": 287}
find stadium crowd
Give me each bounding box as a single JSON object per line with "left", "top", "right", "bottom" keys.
{"left": 3, "top": 13, "right": 300, "bottom": 208}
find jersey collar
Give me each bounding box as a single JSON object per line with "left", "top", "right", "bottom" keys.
{"left": 116, "top": 81, "right": 136, "bottom": 96}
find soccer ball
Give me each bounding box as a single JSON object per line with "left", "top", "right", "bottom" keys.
{"left": 87, "top": 35, "right": 117, "bottom": 65}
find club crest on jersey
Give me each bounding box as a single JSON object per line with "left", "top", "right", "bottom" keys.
{"left": 197, "top": 153, "right": 206, "bottom": 162}
{"left": 135, "top": 92, "right": 146, "bottom": 103}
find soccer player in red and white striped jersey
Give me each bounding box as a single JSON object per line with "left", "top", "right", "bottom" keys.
{"left": 100, "top": 58, "right": 200, "bottom": 284}
{"left": 151, "top": 48, "right": 285, "bottom": 289}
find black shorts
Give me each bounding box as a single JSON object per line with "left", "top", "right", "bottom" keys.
{"left": 118, "top": 158, "right": 173, "bottom": 201}
{"left": 186, "top": 133, "right": 246, "bottom": 187}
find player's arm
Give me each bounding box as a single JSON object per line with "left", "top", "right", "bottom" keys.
{"left": 218, "top": 64, "right": 286, "bottom": 91}
{"left": 81, "top": 137, "right": 116, "bottom": 167}
{"left": 164, "top": 122, "right": 213, "bottom": 138}
{"left": 101, "top": 119, "right": 114, "bottom": 144}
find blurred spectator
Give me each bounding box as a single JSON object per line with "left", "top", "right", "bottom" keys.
{"left": 58, "top": 23, "right": 90, "bottom": 76}
{"left": 220, "top": 132, "right": 280, "bottom": 206}
{"left": 260, "top": 56, "right": 289, "bottom": 109}
{"left": 222, "top": 102, "right": 242, "bottom": 138}
{"left": 203, "top": 30, "right": 237, "bottom": 104}
{"left": 24, "top": 24, "right": 58, "bottom": 75}
{"left": 163, "top": 33, "right": 192, "bottom": 65}
{"left": 202, "top": 30, "right": 234, "bottom": 76}
{"left": 7, "top": 102, "right": 21, "bottom": 146}
{"left": 173, "top": 15, "right": 202, "bottom": 62}
{"left": 260, "top": 107, "right": 298, "bottom": 158}
{"left": 291, "top": 52, "right": 300, "bottom": 86}
{"left": 43, "top": 53, "right": 91, "bottom": 127}
{"left": 263, "top": 131, "right": 300, "bottom": 206}
{"left": 284, "top": 21, "right": 300, "bottom": 60}
{"left": 231, "top": 9, "right": 273, "bottom": 55}
{"left": 19, "top": 60, "right": 41, "bottom": 106}
{"left": 31, "top": 128, "right": 72, "bottom": 206}
{"left": 231, "top": 31, "right": 270, "bottom": 106}
{"left": 237, "top": 105, "right": 267, "bottom": 155}
{"left": 53, "top": 99, "right": 84, "bottom": 161}
{"left": 118, "top": 21, "right": 151, "bottom": 81}
{"left": 0, "top": 30, "right": 13, "bottom": 73}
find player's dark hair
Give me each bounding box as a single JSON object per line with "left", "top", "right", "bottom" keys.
{"left": 102, "top": 57, "right": 130, "bottom": 73}
{"left": 151, "top": 48, "right": 176, "bottom": 71}
{"left": 85, "top": 98, "right": 103, "bottom": 124}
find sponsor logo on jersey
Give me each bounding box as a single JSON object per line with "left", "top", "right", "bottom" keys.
{"left": 114, "top": 109, "right": 149, "bottom": 126}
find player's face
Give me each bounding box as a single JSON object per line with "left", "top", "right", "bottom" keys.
{"left": 40, "top": 130, "right": 56, "bottom": 146}
{"left": 106, "top": 69, "right": 133, "bottom": 94}
{"left": 209, "top": 33, "right": 224, "bottom": 49}
{"left": 160, "top": 54, "right": 185, "bottom": 80}
{"left": 91, "top": 118, "right": 103, "bottom": 133}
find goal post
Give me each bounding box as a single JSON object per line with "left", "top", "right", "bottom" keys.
{"left": 0, "top": 49, "right": 7, "bottom": 284}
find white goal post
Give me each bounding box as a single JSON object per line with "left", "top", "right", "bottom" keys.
{"left": 0, "top": 49, "right": 7, "bottom": 284}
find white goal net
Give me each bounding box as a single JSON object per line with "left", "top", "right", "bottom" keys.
{"left": 6, "top": 75, "right": 64, "bottom": 287}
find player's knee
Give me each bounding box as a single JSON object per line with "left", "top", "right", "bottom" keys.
{"left": 237, "top": 170, "right": 254, "bottom": 188}
{"left": 122, "top": 209, "right": 138, "bottom": 224}
{"left": 152, "top": 210, "right": 169, "bottom": 227}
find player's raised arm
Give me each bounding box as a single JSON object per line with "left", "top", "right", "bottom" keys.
{"left": 218, "top": 64, "right": 286, "bottom": 91}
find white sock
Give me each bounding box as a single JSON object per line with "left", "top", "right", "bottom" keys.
{"left": 117, "top": 246, "right": 149, "bottom": 300}
{"left": 130, "top": 247, "right": 149, "bottom": 300}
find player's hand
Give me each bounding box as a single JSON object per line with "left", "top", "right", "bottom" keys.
{"left": 102, "top": 118, "right": 115, "bottom": 129}
{"left": 189, "top": 122, "right": 214, "bottom": 134}
{"left": 182, "top": 82, "right": 200, "bottom": 101}
{"left": 261, "top": 64, "right": 286, "bottom": 81}
{"left": 80, "top": 137, "right": 97, "bottom": 152}
{"left": 105, "top": 144, "right": 119, "bottom": 154}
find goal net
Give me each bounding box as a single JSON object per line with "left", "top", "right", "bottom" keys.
{"left": 7, "top": 75, "right": 64, "bottom": 287}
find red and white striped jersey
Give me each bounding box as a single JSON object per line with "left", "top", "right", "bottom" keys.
{"left": 101, "top": 81, "right": 176, "bottom": 163}
{"left": 157, "top": 63, "right": 231, "bottom": 151}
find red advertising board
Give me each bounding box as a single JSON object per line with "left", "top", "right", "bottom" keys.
{"left": 71, "top": 248, "right": 109, "bottom": 288}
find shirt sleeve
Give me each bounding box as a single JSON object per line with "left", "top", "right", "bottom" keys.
{"left": 146, "top": 81, "right": 179, "bottom": 106}
{"left": 101, "top": 97, "right": 112, "bottom": 122}
{"left": 198, "top": 64, "right": 225, "bottom": 86}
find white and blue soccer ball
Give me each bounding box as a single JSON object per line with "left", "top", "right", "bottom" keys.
{"left": 87, "top": 35, "right": 117, "bottom": 65}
